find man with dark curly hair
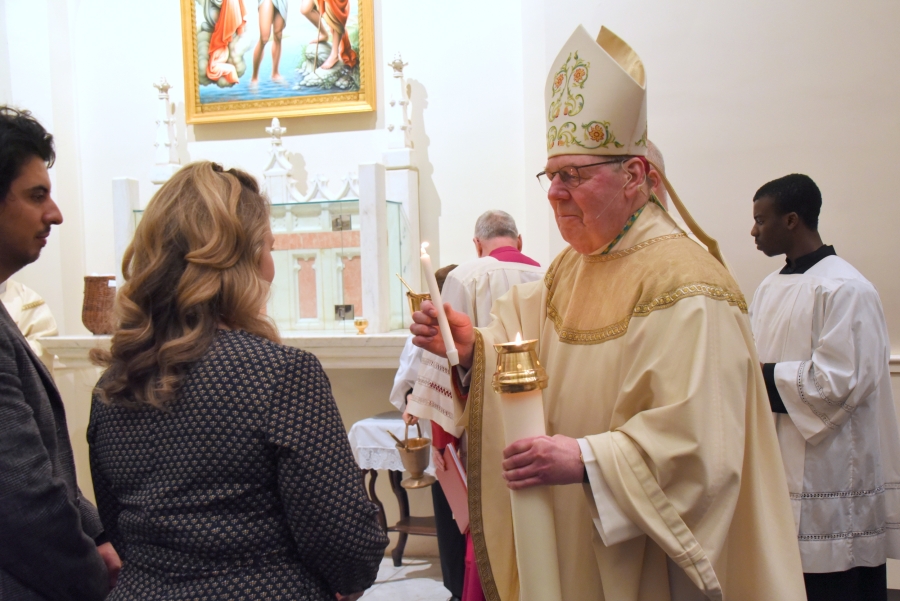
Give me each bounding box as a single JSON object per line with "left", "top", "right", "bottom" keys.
{"left": 0, "top": 105, "right": 120, "bottom": 600}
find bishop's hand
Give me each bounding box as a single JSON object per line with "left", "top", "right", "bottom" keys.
{"left": 501, "top": 435, "right": 584, "bottom": 489}
{"left": 410, "top": 300, "right": 475, "bottom": 368}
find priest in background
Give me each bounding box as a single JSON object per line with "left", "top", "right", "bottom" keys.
{"left": 411, "top": 25, "right": 806, "bottom": 600}
{"left": 749, "top": 173, "right": 900, "bottom": 601}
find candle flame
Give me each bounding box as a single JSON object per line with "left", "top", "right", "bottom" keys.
{"left": 420, "top": 241, "right": 429, "bottom": 256}
{"left": 515, "top": 332, "right": 522, "bottom": 343}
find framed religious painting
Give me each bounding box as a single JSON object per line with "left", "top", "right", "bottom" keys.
{"left": 181, "top": 0, "right": 375, "bottom": 124}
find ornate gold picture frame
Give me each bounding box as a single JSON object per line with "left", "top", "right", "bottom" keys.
{"left": 181, "top": 0, "right": 375, "bottom": 124}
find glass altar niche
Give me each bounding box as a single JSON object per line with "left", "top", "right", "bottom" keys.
{"left": 134, "top": 199, "right": 410, "bottom": 333}
{"left": 268, "top": 199, "right": 408, "bottom": 333}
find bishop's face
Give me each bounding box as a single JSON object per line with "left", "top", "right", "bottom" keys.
{"left": 544, "top": 154, "right": 634, "bottom": 254}
{"left": 751, "top": 195, "right": 791, "bottom": 257}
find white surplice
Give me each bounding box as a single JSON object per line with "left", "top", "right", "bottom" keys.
{"left": 440, "top": 255, "right": 545, "bottom": 328}
{"left": 389, "top": 336, "right": 422, "bottom": 412}
{"left": 750, "top": 254, "right": 900, "bottom": 573}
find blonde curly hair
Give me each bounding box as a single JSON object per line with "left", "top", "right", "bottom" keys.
{"left": 91, "top": 161, "right": 279, "bottom": 408}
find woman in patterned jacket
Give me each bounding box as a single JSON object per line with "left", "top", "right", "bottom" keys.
{"left": 88, "top": 162, "right": 388, "bottom": 600}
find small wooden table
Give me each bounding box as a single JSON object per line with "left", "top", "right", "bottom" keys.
{"left": 349, "top": 412, "right": 438, "bottom": 566}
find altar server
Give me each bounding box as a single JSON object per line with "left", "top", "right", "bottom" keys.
{"left": 411, "top": 26, "right": 806, "bottom": 600}
{"left": 749, "top": 173, "right": 900, "bottom": 601}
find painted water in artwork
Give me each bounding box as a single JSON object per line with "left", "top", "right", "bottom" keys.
{"left": 194, "top": 0, "right": 361, "bottom": 104}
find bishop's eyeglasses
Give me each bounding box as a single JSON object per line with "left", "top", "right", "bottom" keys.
{"left": 536, "top": 159, "right": 625, "bottom": 191}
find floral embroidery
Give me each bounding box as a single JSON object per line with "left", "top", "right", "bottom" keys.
{"left": 635, "top": 126, "right": 648, "bottom": 148}
{"left": 547, "top": 122, "right": 578, "bottom": 150}
{"left": 581, "top": 120, "right": 623, "bottom": 150}
{"left": 586, "top": 122, "right": 606, "bottom": 142}
{"left": 547, "top": 52, "right": 589, "bottom": 125}
{"left": 553, "top": 73, "right": 565, "bottom": 91}
{"left": 572, "top": 66, "right": 587, "bottom": 84}
{"left": 546, "top": 50, "right": 630, "bottom": 151}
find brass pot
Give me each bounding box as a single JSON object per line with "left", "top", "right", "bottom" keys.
{"left": 396, "top": 422, "right": 436, "bottom": 489}
{"left": 406, "top": 291, "right": 431, "bottom": 316}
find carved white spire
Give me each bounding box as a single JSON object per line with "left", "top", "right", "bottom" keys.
{"left": 263, "top": 118, "right": 303, "bottom": 204}
{"left": 150, "top": 77, "right": 181, "bottom": 185}
{"left": 386, "top": 53, "right": 413, "bottom": 149}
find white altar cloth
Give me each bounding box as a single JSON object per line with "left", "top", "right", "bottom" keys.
{"left": 348, "top": 411, "right": 435, "bottom": 474}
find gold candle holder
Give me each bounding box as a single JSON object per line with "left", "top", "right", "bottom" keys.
{"left": 492, "top": 338, "right": 548, "bottom": 394}
{"left": 492, "top": 336, "right": 562, "bottom": 601}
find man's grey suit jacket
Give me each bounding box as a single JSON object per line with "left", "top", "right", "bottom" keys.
{"left": 0, "top": 302, "right": 108, "bottom": 600}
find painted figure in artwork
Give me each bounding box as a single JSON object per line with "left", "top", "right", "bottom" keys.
{"left": 252, "top": 0, "right": 288, "bottom": 85}
{"left": 206, "top": 0, "right": 248, "bottom": 85}
{"left": 300, "top": 0, "right": 358, "bottom": 70}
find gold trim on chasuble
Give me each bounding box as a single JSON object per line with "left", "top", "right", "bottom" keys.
{"left": 467, "top": 330, "right": 502, "bottom": 601}
{"left": 20, "top": 300, "right": 46, "bottom": 311}
{"left": 545, "top": 233, "right": 747, "bottom": 346}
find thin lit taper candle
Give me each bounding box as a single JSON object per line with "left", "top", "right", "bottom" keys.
{"left": 419, "top": 242, "right": 459, "bottom": 366}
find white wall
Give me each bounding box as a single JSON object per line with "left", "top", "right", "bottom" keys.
{"left": 528, "top": 0, "right": 900, "bottom": 349}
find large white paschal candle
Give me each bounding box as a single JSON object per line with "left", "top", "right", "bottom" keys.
{"left": 419, "top": 242, "right": 459, "bottom": 366}
{"left": 493, "top": 333, "right": 562, "bottom": 601}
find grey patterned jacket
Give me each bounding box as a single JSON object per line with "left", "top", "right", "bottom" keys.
{"left": 0, "top": 303, "right": 108, "bottom": 600}
{"left": 88, "top": 329, "right": 388, "bottom": 600}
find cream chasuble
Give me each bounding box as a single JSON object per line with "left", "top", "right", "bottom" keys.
{"left": 466, "top": 203, "right": 806, "bottom": 601}
{"left": 749, "top": 255, "right": 900, "bottom": 573}
{"left": 0, "top": 279, "right": 58, "bottom": 373}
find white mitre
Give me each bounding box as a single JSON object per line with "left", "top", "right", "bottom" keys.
{"left": 546, "top": 25, "right": 647, "bottom": 158}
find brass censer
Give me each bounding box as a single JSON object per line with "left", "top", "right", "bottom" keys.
{"left": 396, "top": 273, "right": 431, "bottom": 315}
{"left": 394, "top": 422, "right": 436, "bottom": 490}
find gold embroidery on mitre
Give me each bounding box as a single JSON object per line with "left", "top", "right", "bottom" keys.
{"left": 545, "top": 26, "right": 647, "bottom": 157}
